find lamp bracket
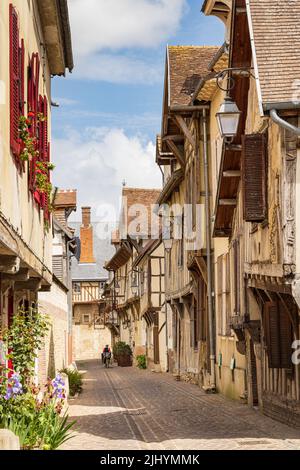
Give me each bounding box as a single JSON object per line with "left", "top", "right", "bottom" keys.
{"left": 216, "top": 67, "right": 255, "bottom": 93}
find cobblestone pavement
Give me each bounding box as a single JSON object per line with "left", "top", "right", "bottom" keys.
{"left": 61, "top": 360, "right": 300, "bottom": 450}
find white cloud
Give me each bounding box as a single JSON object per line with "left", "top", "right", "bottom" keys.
{"left": 68, "top": 0, "right": 187, "bottom": 83}
{"left": 52, "top": 127, "right": 162, "bottom": 221}
{"left": 70, "top": 0, "right": 186, "bottom": 55}
{"left": 53, "top": 97, "right": 78, "bottom": 106}
{"left": 73, "top": 53, "right": 162, "bottom": 84}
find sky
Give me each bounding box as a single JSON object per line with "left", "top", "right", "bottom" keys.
{"left": 52, "top": 0, "right": 225, "bottom": 222}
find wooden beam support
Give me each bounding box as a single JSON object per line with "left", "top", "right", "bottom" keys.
{"left": 14, "top": 278, "right": 42, "bottom": 292}
{"left": 39, "top": 284, "right": 51, "bottom": 293}
{"left": 173, "top": 115, "right": 196, "bottom": 149}
{"left": 1, "top": 268, "right": 30, "bottom": 282}
{"left": 219, "top": 199, "right": 237, "bottom": 206}
{"left": 163, "top": 135, "right": 184, "bottom": 143}
{"left": 0, "top": 256, "right": 20, "bottom": 274}
{"left": 225, "top": 144, "right": 242, "bottom": 152}
{"left": 223, "top": 171, "right": 241, "bottom": 178}
{"left": 165, "top": 139, "right": 185, "bottom": 168}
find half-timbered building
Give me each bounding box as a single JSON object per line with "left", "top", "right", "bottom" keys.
{"left": 203, "top": 0, "right": 300, "bottom": 426}
{"left": 156, "top": 45, "right": 220, "bottom": 387}
{"left": 105, "top": 187, "right": 164, "bottom": 368}
{"left": 71, "top": 208, "right": 113, "bottom": 361}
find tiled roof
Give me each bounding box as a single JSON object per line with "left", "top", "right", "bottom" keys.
{"left": 70, "top": 222, "right": 114, "bottom": 281}
{"left": 248, "top": 0, "right": 300, "bottom": 109}
{"left": 54, "top": 189, "right": 77, "bottom": 208}
{"left": 168, "top": 46, "right": 219, "bottom": 106}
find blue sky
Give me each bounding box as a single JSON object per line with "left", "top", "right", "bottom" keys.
{"left": 52, "top": 0, "right": 224, "bottom": 221}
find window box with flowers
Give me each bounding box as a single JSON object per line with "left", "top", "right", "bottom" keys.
{"left": 18, "top": 113, "right": 54, "bottom": 230}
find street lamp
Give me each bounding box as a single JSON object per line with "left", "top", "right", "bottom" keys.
{"left": 216, "top": 95, "right": 241, "bottom": 141}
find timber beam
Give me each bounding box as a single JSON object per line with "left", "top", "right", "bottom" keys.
{"left": 0, "top": 256, "right": 20, "bottom": 274}
{"left": 223, "top": 171, "right": 241, "bottom": 178}
{"left": 163, "top": 135, "right": 184, "bottom": 143}
{"left": 219, "top": 199, "right": 237, "bottom": 206}
{"left": 165, "top": 139, "right": 185, "bottom": 168}
{"left": 14, "top": 277, "right": 42, "bottom": 292}
{"left": 173, "top": 115, "right": 196, "bottom": 149}
{"left": 1, "top": 268, "right": 30, "bottom": 282}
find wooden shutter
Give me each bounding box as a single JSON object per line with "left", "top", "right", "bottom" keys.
{"left": 264, "top": 301, "right": 293, "bottom": 369}
{"left": 53, "top": 255, "right": 63, "bottom": 281}
{"left": 242, "top": 133, "right": 267, "bottom": 222}
{"left": 278, "top": 302, "right": 293, "bottom": 369}
{"left": 19, "top": 39, "right": 25, "bottom": 115}
{"left": 28, "top": 54, "right": 40, "bottom": 194}
{"left": 9, "top": 4, "right": 21, "bottom": 159}
{"left": 28, "top": 53, "right": 40, "bottom": 137}
{"left": 265, "top": 302, "right": 281, "bottom": 368}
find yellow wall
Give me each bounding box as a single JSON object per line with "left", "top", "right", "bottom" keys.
{"left": 0, "top": 0, "right": 52, "bottom": 272}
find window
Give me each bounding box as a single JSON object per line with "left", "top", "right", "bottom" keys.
{"left": 9, "top": 4, "right": 25, "bottom": 167}
{"left": 83, "top": 314, "right": 90, "bottom": 324}
{"left": 264, "top": 300, "right": 293, "bottom": 369}
{"left": 73, "top": 283, "right": 81, "bottom": 294}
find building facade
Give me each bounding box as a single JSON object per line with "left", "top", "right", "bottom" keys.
{"left": 71, "top": 207, "right": 113, "bottom": 361}
{"left": 0, "top": 1, "right": 73, "bottom": 367}
{"left": 38, "top": 189, "right": 77, "bottom": 382}
{"left": 105, "top": 187, "right": 169, "bottom": 371}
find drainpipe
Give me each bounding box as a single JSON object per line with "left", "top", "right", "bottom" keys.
{"left": 202, "top": 108, "right": 216, "bottom": 391}
{"left": 270, "top": 109, "right": 300, "bottom": 136}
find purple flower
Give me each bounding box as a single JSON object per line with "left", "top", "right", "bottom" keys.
{"left": 51, "top": 374, "right": 65, "bottom": 399}
{"left": 3, "top": 373, "right": 23, "bottom": 400}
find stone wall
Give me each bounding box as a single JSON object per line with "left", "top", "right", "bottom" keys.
{"left": 38, "top": 281, "right": 69, "bottom": 383}
{"left": 73, "top": 306, "right": 112, "bottom": 361}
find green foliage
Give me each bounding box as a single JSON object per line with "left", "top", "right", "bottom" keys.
{"left": 136, "top": 355, "right": 147, "bottom": 370}
{"left": 113, "top": 341, "right": 132, "bottom": 358}
{"left": 2, "top": 307, "right": 49, "bottom": 388}
{"left": 1, "top": 402, "right": 75, "bottom": 450}
{"left": 18, "top": 115, "right": 55, "bottom": 222}
{"left": 0, "top": 308, "right": 76, "bottom": 450}
{"left": 0, "top": 382, "right": 75, "bottom": 450}
{"left": 60, "top": 368, "right": 83, "bottom": 397}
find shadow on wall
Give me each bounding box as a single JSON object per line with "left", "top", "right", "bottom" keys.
{"left": 47, "top": 326, "right": 56, "bottom": 379}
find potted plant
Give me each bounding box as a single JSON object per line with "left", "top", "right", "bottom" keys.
{"left": 113, "top": 342, "right": 132, "bottom": 367}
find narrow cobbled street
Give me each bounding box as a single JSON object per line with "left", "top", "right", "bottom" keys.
{"left": 61, "top": 361, "right": 300, "bottom": 451}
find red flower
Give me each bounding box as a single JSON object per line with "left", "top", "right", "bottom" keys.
{"left": 28, "top": 111, "right": 35, "bottom": 118}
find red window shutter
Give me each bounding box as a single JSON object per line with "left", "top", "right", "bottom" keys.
{"left": 38, "top": 95, "right": 49, "bottom": 162}
{"left": 9, "top": 3, "right": 21, "bottom": 159}
{"left": 28, "top": 53, "right": 40, "bottom": 136}
{"left": 19, "top": 39, "right": 25, "bottom": 115}
{"left": 28, "top": 54, "right": 40, "bottom": 193}
{"left": 242, "top": 133, "right": 267, "bottom": 222}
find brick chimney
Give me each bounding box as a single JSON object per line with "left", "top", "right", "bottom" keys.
{"left": 80, "top": 207, "right": 96, "bottom": 264}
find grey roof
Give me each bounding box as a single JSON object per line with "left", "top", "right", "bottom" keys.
{"left": 70, "top": 222, "right": 114, "bottom": 281}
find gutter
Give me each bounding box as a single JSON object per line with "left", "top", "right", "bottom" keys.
{"left": 270, "top": 109, "right": 300, "bottom": 136}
